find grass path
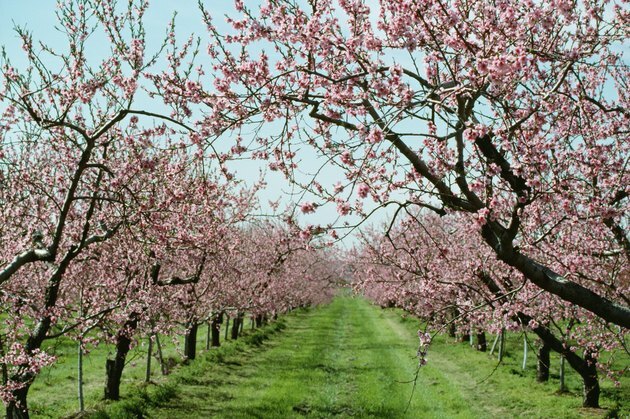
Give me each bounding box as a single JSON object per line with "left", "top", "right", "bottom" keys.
{"left": 145, "top": 295, "right": 625, "bottom": 419}
{"left": 148, "top": 296, "right": 491, "bottom": 418}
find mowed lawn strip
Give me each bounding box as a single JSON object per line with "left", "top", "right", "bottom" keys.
{"left": 147, "top": 296, "right": 489, "bottom": 418}
{"left": 146, "top": 296, "right": 627, "bottom": 419}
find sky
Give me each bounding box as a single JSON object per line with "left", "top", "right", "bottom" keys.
{"left": 0, "top": 0, "right": 400, "bottom": 246}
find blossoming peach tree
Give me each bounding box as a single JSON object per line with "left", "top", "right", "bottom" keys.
{"left": 158, "top": 0, "right": 628, "bottom": 326}
{"left": 0, "top": 0, "right": 218, "bottom": 416}
{"left": 353, "top": 211, "right": 626, "bottom": 407}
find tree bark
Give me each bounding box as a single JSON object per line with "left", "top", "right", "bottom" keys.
{"left": 0, "top": 334, "right": 8, "bottom": 387}
{"left": 489, "top": 333, "right": 500, "bottom": 355}
{"left": 104, "top": 313, "right": 139, "bottom": 400}
{"left": 78, "top": 290, "right": 85, "bottom": 412}
{"left": 537, "top": 342, "right": 551, "bottom": 382}
{"left": 211, "top": 312, "right": 222, "bottom": 347}
{"left": 155, "top": 334, "right": 167, "bottom": 375}
{"left": 145, "top": 336, "right": 153, "bottom": 383}
{"left": 479, "top": 224, "right": 630, "bottom": 328}
{"left": 478, "top": 270, "right": 600, "bottom": 407}
{"left": 447, "top": 322, "right": 456, "bottom": 338}
{"left": 560, "top": 355, "right": 567, "bottom": 392}
{"left": 78, "top": 342, "right": 84, "bottom": 412}
{"left": 7, "top": 251, "right": 77, "bottom": 415}
{"left": 6, "top": 386, "right": 30, "bottom": 419}
{"left": 582, "top": 352, "right": 600, "bottom": 408}
{"left": 184, "top": 321, "right": 198, "bottom": 361}
{"left": 230, "top": 315, "right": 239, "bottom": 340}
{"left": 526, "top": 319, "right": 600, "bottom": 407}
{"left": 476, "top": 331, "right": 487, "bottom": 352}
{"left": 206, "top": 321, "right": 211, "bottom": 350}
{"left": 231, "top": 312, "right": 242, "bottom": 340}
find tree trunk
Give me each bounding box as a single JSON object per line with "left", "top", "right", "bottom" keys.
{"left": 478, "top": 270, "right": 601, "bottom": 407}
{"left": 104, "top": 313, "right": 139, "bottom": 400}
{"left": 476, "top": 331, "right": 487, "bottom": 352}
{"left": 230, "top": 315, "right": 239, "bottom": 340}
{"left": 0, "top": 335, "right": 20, "bottom": 419}
{"left": 145, "top": 336, "right": 153, "bottom": 383}
{"left": 582, "top": 352, "right": 600, "bottom": 408}
{"left": 560, "top": 355, "right": 566, "bottom": 392}
{"left": 524, "top": 314, "right": 599, "bottom": 407}
{"left": 7, "top": 252, "right": 76, "bottom": 416}
{"left": 522, "top": 337, "right": 528, "bottom": 370}
{"left": 78, "top": 289, "right": 85, "bottom": 412}
{"left": 447, "top": 323, "right": 456, "bottom": 338}
{"left": 78, "top": 342, "right": 84, "bottom": 412}
{"left": 0, "top": 334, "right": 8, "bottom": 387}
{"left": 154, "top": 333, "right": 167, "bottom": 375}
{"left": 6, "top": 385, "right": 30, "bottom": 419}
{"left": 231, "top": 312, "right": 241, "bottom": 340}
{"left": 206, "top": 321, "right": 211, "bottom": 350}
{"left": 489, "top": 333, "right": 500, "bottom": 355}
{"left": 211, "top": 312, "right": 222, "bottom": 347}
{"left": 184, "top": 321, "right": 198, "bottom": 361}
{"left": 104, "top": 360, "right": 119, "bottom": 401}
{"left": 224, "top": 316, "right": 230, "bottom": 340}
{"left": 498, "top": 329, "right": 505, "bottom": 361}
{"left": 537, "top": 342, "right": 550, "bottom": 382}
{"left": 447, "top": 308, "right": 458, "bottom": 338}
{"left": 479, "top": 224, "right": 630, "bottom": 329}
{"left": 528, "top": 321, "right": 600, "bottom": 407}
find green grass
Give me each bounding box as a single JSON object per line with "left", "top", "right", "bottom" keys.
{"left": 24, "top": 296, "right": 629, "bottom": 418}
{"left": 142, "top": 296, "right": 627, "bottom": 418}
{"left": 396, "top": 314, "right": 629, "bottom": 419}
{"left": 28, "top": 320, "right": 232, "bottom": 418}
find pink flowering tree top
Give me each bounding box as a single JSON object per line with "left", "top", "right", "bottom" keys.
{"left": 157, "top": 0, "right": 629, "bottom": 327}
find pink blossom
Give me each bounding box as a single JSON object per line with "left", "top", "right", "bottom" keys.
{"left": 357, "top": 183, "right": 369, "bottom": 198}
{"left": 340, "top": 150, "right": 353, "bottom": 165}
{"left": 336, "top": 201, "right": 351, "bottom": 216}
{"left": 366, "top": 127, "right": 384, "bottom": 144}
{"left": 300, "top": 202, "right": 316, "bottom": 214}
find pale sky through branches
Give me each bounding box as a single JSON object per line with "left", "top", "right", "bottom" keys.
{"left": 0, "top": 0, "right": 402, "bottom": 246}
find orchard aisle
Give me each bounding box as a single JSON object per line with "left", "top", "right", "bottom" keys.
{"left": 147, "top": 295, "right": 492, "bottom": 418}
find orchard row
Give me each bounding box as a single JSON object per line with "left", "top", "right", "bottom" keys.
{"left": 1, "top": 0, "right": 628, "bottom": 417}
{"left": 0, "top": 3, "right": 339, "bottom": 417}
